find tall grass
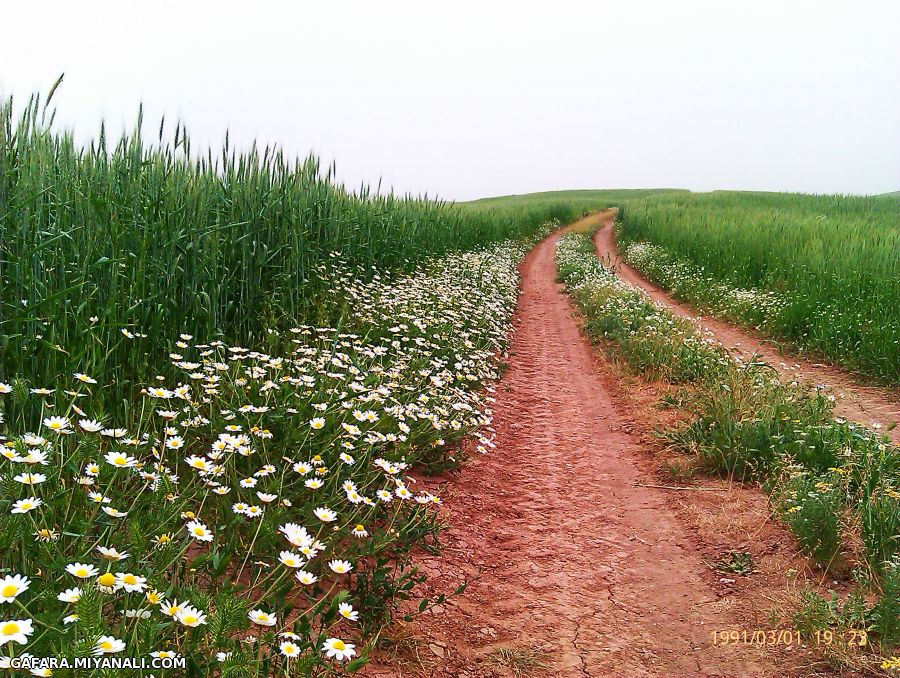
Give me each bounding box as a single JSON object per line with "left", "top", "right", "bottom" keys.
{"left": 0, "top": 92, "right": 577, "bottom": 413}
{"left": 616, "top": 191, "right": 900, "bottom": 383}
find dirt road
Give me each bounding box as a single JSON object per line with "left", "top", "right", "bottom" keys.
{"left": 370, "top": 217, "right": 779, "bottom": 676}
{"left": 594, "top": 220, "right": 900, "bottom": 445}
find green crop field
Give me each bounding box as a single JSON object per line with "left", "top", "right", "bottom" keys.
{"left": 2, "top": 2, "right": 898, "bottom": 672}
{"left": 464, "top": 188, "right": 686, "bottom": 213}
{"left": 0, "top": 93, "right": 587, "bottom": 415}
{"left": 0, "top": 92, "right": 579, "bottom": 673}
{"left": 615, "top": 191, "right": 900, "bottom": 383}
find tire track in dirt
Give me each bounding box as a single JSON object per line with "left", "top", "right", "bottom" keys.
{"left": 368, "top": 217, "right": 780, "bottom": 677}
{"left": 593, "top": 219, "right": 900, "bottom": 445}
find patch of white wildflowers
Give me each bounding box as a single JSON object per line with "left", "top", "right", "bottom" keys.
{"left": 0, "top": 231, "right": 550, "bottom": 673}
{"left": 622, "top": 241, "right": 788, "bottom": 327}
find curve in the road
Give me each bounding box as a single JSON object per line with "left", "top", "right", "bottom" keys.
{"left": 594, "top": 218, "right": 900, "bottom": 445}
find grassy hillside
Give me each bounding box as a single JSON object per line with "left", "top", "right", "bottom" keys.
{"left": 464, "top": 188, "right": 687, "bottom": 211}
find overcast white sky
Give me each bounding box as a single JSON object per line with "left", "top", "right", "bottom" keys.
{"left": 2, "top": 1, "right": 898, "bottom": 200}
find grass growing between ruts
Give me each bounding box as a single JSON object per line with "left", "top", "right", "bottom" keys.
{"left": 556, "top": 231, "right": 899, "bottom": 664}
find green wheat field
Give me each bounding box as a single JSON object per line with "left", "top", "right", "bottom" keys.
{"left": 0, "top": 89, "right": 897, "bottom": 675}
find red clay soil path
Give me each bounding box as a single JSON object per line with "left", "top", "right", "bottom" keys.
{"left": 371, "top": 218, "right": 778, "bottom": 677}
{"left": 594, "top": 219, "right": 900, "bottom": 446}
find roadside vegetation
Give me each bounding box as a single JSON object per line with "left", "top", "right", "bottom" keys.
{"left": 0, "top": 90, "right": 567, "bottom": 674}
{"left": 0, "top": 231, "right": 557, "bottom": 674}
{"left": 556, "top": 231, "right": 899, "bottom": 667}
{"left": 615, "top": 191, "right": 900, "bottom": 384}
{"left": 0, "top": 92, "right": 575, "bottom": 418}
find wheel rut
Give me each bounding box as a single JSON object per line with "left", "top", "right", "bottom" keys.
{"left": 367, "top": 219, "right": 779, "bottom": 677}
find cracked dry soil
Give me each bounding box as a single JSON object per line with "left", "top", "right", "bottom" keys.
{"left": 365, "top": 220, "right": 780, "bottom": 677}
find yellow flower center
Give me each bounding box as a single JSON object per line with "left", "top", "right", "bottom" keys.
{"left": 332, "top": 640, "right": 345, "bottom": 651}
{"left": 75, "top": 567, "right": 87, "bottom": 576}
{"left": 122, "top": 574, "right": 136, "bottom": 585}
{"left": 1, "top": 585, "right": 18, "bottom": 597}
{"left": 193, "top": 527, "right": 205, "bottom": 536}
{"left": 98, "top": 573, "right": 116, "bottom": 587}
{"left": 182, "top": 615, "right": 197, "bottom": 625}
{"left": 113, "top": 457, "right": 126, "bottom": 465}
{"left": 2, "top": 622, "right": 20, "bottom": 635}
{"left": 99, "top": 641, "right": 113, "bottom": 651}
{"left": 355, "top": 524, "right": 365, "bottom": 532}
